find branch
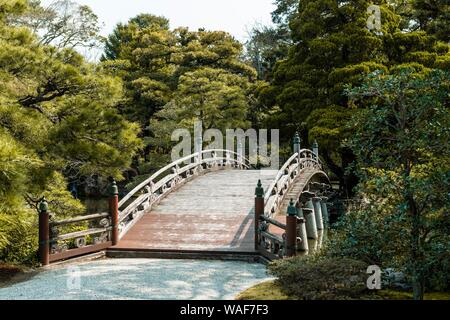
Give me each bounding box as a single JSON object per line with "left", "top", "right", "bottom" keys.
{"left": 18, "top": 88, "right": 68, "bottom": 107}
{"left": 322, "top": 150, "right": 344, "bottom": 180}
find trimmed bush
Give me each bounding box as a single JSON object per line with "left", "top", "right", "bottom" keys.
{"left": 268, "top": 256, "right": 371, "bottom": 300}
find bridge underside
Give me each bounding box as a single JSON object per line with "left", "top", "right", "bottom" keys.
{"left": 108, "top": 170, "right": 276, "bottom": 259}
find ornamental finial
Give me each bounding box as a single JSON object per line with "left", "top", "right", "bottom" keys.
{"left": 255, "top": 179, "right": 264, "bottom": 198}
{"left": 39, "top": 197, "right": 48, "bottom": 213}
{"left": 109, "top": 178, "right": 118, "bottom": 196}
{"left": 287, "top": 198, "right": 298, "bottom": 216}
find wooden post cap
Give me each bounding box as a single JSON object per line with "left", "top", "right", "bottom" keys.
{"left": 109, "top": 179, "right": 118, "bottom": 196}
{"left": 287, "top": 198, "right": 298, "bottom": 216}
{"left": 39, "top": 197, "right": 48, "bottom": 213}
{"left": 293, "top": 132, "right": 300, "bottom": 144}
{"left": 255, "top": 179, "right": 264, "bottom": 198}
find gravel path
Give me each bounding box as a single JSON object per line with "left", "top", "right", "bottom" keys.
{"left": 0, "top": 258, "right": 272, "bottom": 300}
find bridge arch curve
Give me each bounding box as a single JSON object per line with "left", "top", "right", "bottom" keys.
{"left": 37, "top": 137, "right": 333, "bottom": 265}
{"left": 117, "top": 149, "right": 251, "bottom": 237}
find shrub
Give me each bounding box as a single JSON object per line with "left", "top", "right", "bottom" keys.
{"left": 0, "top": 209, "right": 38, "bottom": 265}
{"left": 268, "top": 256, "right": 370, "bottom": 300}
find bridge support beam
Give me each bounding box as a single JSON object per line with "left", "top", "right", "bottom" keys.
{"left": 38, "top": 198, "right": 50, "bottom": 266}
{"left": 321, "top": 199, "right": 329, "bottom": 226}
{"left": 109, "top": 179, "right": 119, "bottom": 246}
{"left": 286, "top": 199, "right": 298, "bottom": 257}
{"left": 304, "top": 200, "right": 318, "bottom": 240}
{"left": 312, "top": 197, "right": 324, "bottom": 230}
{"left": 296, "top": 207, "right": 309, "bottom": 252}
{"left": 254, "top": 180, "right": 264, "bottom": 251}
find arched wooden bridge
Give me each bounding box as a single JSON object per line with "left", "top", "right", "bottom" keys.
{"left": 37, "top": 136, "right": 333, "bottom": 265}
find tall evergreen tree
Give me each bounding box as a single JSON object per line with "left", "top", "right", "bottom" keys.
{"left": 0, "top": 0, "right": 142, "bottom": 263}
{"left": 102, "top": 18, "right": 257, "bottom": 179}
{"left": 411, "top": 0, "right": 449, "bottom": 42}
{"left": 260, "top": 0, "right": 449, "bottom": 195}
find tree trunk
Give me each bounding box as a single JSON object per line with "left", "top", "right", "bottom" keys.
{"left": 322, "top": 151, "right": 344, "bottom": 188}
{"left": 341, "top": 148, "right": 358, "bottom": 197}
{"left": 405, "top": 161, "right": 424, "bottom": 300}
{"left": 411, "top": 201, "right": 424, "bottom": 300}
{"left": 322, "top": 149, "right": 358, "bottom": 198}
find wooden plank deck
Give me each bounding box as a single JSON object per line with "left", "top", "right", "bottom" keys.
{"left": 109, "top": 170, "right": 276, "bottom": 256}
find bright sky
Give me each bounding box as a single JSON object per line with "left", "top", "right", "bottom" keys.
{"left": 42, "top": 0, "right": 276, "bottom": 42}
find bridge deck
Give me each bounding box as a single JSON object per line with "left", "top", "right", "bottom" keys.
{"left": 110, "top": 170, "right": 276, "bottom": 255}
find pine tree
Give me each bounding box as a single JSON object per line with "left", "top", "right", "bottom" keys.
{"left": 0, "top": 0, "right": 142, "bottom": 263}
{"left": 102, "top": 18, "right": 258, "bottom": 180}
{"left": 261, "top": 0, "right": 449, "bottom": 195}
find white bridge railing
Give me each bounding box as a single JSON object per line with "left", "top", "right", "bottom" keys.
{"left": 256, "top": 146, "right": 327, "bottom": 260}
{"left": 264, "top": 149, "right": 322, "bottom": 219}
{"left": 118, "top": 149, "right": 250, "bottom": 237}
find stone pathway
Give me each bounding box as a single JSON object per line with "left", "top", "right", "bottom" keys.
{"left": 0, "top": 258, "right": 272, "bottom": 300}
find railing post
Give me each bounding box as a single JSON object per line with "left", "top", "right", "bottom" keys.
{"left": 286, "top": 199, "right": 298, "bottom": 257}
{"left": 321, "top": 198, "right": 329, "bottom": 225}
{"left": 254, "top": 180, "right": 264, "bottom": 251}
{"left": 38, "top": 197, "right": 50, "bottom": 266}
{"left": 109, "top": 179, "right": 119, "bottom": 245}
{"left": 312, "top": 140, "right": 319, "bottom": 158}
{"left": 293, "top": 132, "right": 301, "bottom": 165}
{"left": 293, "top": 132, "right": 301, "bottom": 156}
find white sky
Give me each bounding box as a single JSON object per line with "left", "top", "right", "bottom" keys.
{"left": 42, "top": 0, "right": 276, "bottom": 42}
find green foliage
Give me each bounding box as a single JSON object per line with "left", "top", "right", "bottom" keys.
{"left": 103, "top": 13, "right": 170, "bottom": 60}
{"left": 0, "top": 0, "right": 26, "bottom": 18}
{"left": 271, "top": 0, "right": 299, "bottom": 28}
{"left": 235, "top": 280, "right": 291, "bottom": 300}
{"left": 103, "top": 20, "right": 256, "bottom": 127}
{"left": 145, "top": 67, "right": 254, "bottom": 166}
{"left": 245, "top": 24, "right": 291, "bottom": 81}
{"left": 0, "top": 0, "right": 142, "bottom": 264}
{"left": 331, "top": 69, "right": 450, "bottom": 298}
{"left": 236, "top": 280, "right": 450, "bottom": 300}
{"left": 269, "top": 256, "right": 370, "bottom": 300}
{"left": 259, "top": 0, "right": 449, "bottom": 194}
{"left": 244, "top": 0, "right": 299, "bottom": 85}
{"left": 102, "top": 15, "right": 259, "bottom": 188}
{"left": 0, "top": 208, "right": 37, "bottom": 264}
{"left": 411, "top": 0, "right": 449, "bottom": 42}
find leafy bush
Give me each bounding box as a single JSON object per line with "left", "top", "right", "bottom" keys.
{"left": 0, "top": 208, "right": 38, "bottom": 265}
{"left": 325, "top": 200, "right": 449, "bottom": 292}
{"left": 268, "top": 256, "right": 370, "bottom": 300}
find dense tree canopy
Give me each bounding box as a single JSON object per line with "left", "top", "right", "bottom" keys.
{"left": 258, "top": 0, "right": 449, "bottom": 195}
{"left": 101, "top": 17, "right": 258, "bottom": 182}
{"left": 0, "top": 0, "right": 141, "bottom": 262}
{"left": 327, "top": 69, "right": 449, "bottom": 299}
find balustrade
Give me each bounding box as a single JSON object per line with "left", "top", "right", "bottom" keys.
{"left": 38, "top": 179, "right": 119, "bottom": 265}
{"left": 255, "top": 133, "right": 332, "bottom": 260}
